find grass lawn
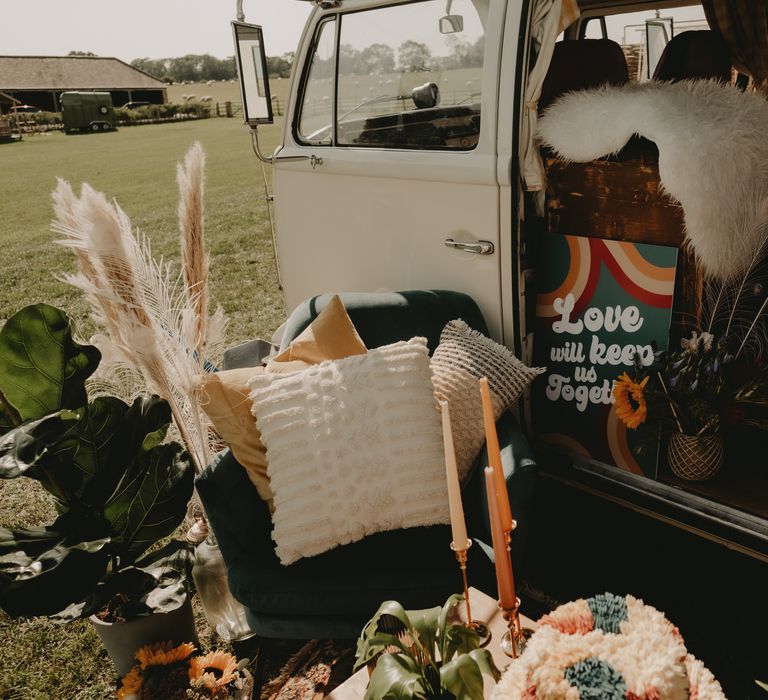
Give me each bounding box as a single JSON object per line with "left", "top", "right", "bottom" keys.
{"left": 0, "top": 116, "right": 286, "bottom": 341}
{"left": 0, "top": 115, "right": 288, "bottom": 698}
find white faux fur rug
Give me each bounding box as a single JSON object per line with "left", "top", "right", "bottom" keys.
{"left": 538, "top": 80, "right": 768, "bottom": 279}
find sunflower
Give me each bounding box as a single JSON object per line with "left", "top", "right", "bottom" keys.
{"left": 189, "top": 650, "right": 239, "bottom": 690}
{"left": 117, "top": 666, "right": 143, "bottom": 699}
{"left": 135, "top": 641, "right": 197, "bottom": 669}
{"left": 613, "top": 372, "right": 650, "bottom": 429}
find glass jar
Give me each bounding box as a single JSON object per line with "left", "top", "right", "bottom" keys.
{"left": 192, "top": 534, "right": 255, "bottom": 642}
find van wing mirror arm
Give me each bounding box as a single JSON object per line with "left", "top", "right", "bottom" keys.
{"left": 250, "top": 130, "right": 321, "bottom": 167}
{"left": 250, "top": 126, "right": 274, "bottom": 164}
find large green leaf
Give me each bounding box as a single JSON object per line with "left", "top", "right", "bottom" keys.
{"left": 442, "top": 621, "right": 480, "bottom": 665}
{"left": 364, "top": 653, "right": 428, "bottom": 700}
{"left": 407, "top": 605, "right": 442, "bottom": 663}
{"left": 0, "top": 410, "right": 79, "bottom": 502}
{"left": 0, "top": 396, "right": 173, "bottom": 514}
{"left": 466, "top": 649, "right": 500, "bottom": 683}
{"left": 103, "top": 440, "right": 194, "bottom": 559}
{"left": 355, "top": 631, "right": 412, "bottom": 671}
{"left": 439, "top": 655, "right": 484, "bottom": 700}
{"left": 438, "top": 594, "right": 466, "bottom": 660}
{"left": 52, "top": 541, "right": 194, "bottom": 622}
{"left": 0, "top": 526, "right": 110, "bottom": 617}
{"left": 0, "top": 304, "right": 100, "bottom": 435}
{"left": 356, "top": 600, "right": 417, "bottom": 672}
{"left": 74, "top": 395, "right": 172, "bottom": 507}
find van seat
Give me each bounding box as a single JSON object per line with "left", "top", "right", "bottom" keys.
{"left": 652, "top": 30, "right": 731, "bottom": 83}
{"left": 539, "top": 39, "right": 629, "bottom": 113}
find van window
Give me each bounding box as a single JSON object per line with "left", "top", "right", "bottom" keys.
{"left": 337, "top": 0, "right": 485, "bottom": 149}
{"left": 297, "top": 18, "right": 336, "bottom": 145}
{"left": 296, "top": 0, "right": 486, "bottom": 150}
{"left": 576, "top": 5, "right": 709, "bottom": 81}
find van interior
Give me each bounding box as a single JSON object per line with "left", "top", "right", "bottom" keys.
{"left": 525, "top": 0, "right": 767, "bottom": 522}
{"left": 520, "top": 1, "right": 767, "bottom": 694}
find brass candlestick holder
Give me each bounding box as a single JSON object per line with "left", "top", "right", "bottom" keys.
{"left": 498, "top": 522, "right": 530, "bottom": 659}
{"left": 450, "top": 539, "right": 491, "bottom": 647}
{"left": 499, "top": 596, "right": 527, "bottom": 659}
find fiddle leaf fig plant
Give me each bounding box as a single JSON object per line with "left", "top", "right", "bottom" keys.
{"left": 0, "top": 304, "right": 195, "bottom": 622}
{"left": 355, "top": 594, "right": 501, "bottom": 700}
{"left": 0, "top": 303, "right": 100, "bottom": 434}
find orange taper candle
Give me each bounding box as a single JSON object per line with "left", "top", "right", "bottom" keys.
{"left": 484, "top": 466, "right": 517, "bottom": 609}
{"left": 479, "top": 378, "right": 514, "bottom": 532}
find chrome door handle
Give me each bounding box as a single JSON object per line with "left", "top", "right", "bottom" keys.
{"left": 272, "top": 153, "right": 323, "bottom": 169}
{"left": 444, "top": 238, "right": 494, "bottom": 255}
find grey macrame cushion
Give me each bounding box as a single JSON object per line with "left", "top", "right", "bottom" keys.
{"left": 431, "top": 320, "right": 546, "bottom": 483}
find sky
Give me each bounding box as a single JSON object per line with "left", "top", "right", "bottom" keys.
{"left": 0, "top": 0, "right": 311, "bottom": 62}
{"left": 0, "top": 1, "right": 707, "bottom": 63}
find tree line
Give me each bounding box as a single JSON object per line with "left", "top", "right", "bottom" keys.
{"left": 340, "top": 36, "right": 484, "bottom": 74}
{"left": 125, "top": 37, "right": 483, "bottom": 85}
{"left": 129, "top": 53, "right": 296, "bottom": 83}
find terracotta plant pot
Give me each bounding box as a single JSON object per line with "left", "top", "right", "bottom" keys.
{"left": 667, "top": 430, "right": 724, "bottom": 481}
{"left": 90, "top": 597, "right": 198, "bottom": 676}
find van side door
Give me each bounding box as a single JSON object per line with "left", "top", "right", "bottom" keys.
{"left": 273, "top": 0, "right": 506, "bottom": 339}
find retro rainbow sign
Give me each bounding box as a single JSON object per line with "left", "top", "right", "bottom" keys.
{"left": 533, "top": 234, "right": 678, "bottom": 477}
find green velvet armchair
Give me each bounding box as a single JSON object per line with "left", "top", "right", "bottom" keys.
{"left": 195, "top": 290, "right": 538, "bottom": 639}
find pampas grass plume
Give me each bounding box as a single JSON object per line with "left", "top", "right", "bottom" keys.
{"left": 52, "top": 143, "right": 227, "bottom": 476}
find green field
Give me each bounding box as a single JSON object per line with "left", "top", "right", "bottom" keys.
{"left": 0, "top": 115, "right": 286, "bottom": 342}
{"left": 165, "top": 78, "right": 292, "bottom": 116}
{"left": 0, "top": 115, "right": 287, "bottom": 698}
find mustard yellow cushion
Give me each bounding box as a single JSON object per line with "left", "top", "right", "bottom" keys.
{"left": 268, "top": 294, "right": 367, "bottom": 366}
{"left": 198, "top": 366, "right": 275, "bottom": 506}
{"left": 197, "top": 295, "right": 367, "bottom": 509}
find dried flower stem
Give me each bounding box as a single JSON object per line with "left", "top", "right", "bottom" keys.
{"left": 735, "top": 295, "right": 768, "bottom": 361}
{"left": 657, "top": 372, "right": 686, "bottom": 434}
{"left": 178, "top": 141, "right": 208, "bottom": 365}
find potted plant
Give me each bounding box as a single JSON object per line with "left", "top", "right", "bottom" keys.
{"left": 355, "top": 594, "right": 500, "bottom": 700}
{"left": 614, "top": 331, "right": 768, "bottom": 480}
{"left": 0, "top": 304, "right": 196, "bottom": 674}
{"left": 116, "top": 641, "right": 254, "bottom": 699}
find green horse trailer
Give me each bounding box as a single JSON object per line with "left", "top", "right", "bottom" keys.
{"left": 60, "top": 92, "right": 116, "bottom": 133}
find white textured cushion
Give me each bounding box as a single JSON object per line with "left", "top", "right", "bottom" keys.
{"left": 248, "top": 337, "right": 449, "bottom": 565}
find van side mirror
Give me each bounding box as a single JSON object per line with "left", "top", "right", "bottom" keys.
{"left": 232, "top": 21, "right": 273, "bottom": 125}
{"left": 439, "top": 14, "right": 464, "bottom": 34}
{"left": 412, "top": 82, "right": 440, "bottom": 109}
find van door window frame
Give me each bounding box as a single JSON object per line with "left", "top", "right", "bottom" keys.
{"left": 293, "top": 0, "right": 487, "bottom": 152}
{"left": 294, "top": 15, "right": 339, "bottom": 147}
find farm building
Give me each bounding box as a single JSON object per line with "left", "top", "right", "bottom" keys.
{"left": 0, "top": 90, "right": 20, "bottom": 111}
{"left": 0, "top": 55, "right": 167, "bottom": 113}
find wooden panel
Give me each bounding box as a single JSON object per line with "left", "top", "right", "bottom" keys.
{"left": 543, "top": 152, "right": 702, "bottom": 343}
{"left": 545, "top": 156, "right": 685, "bottom": 246}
